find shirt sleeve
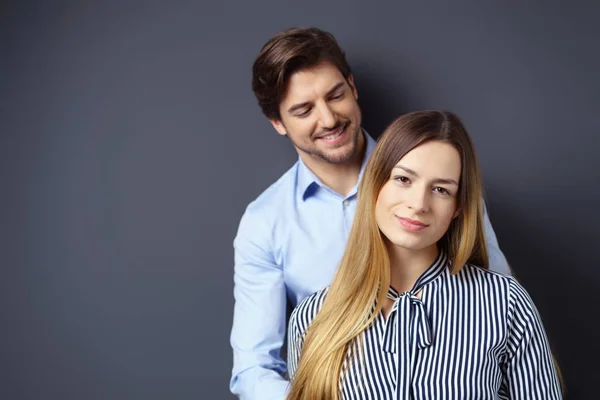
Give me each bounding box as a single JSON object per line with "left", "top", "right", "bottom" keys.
{"left": 286, "top": 289, "right": 328, "bottom": 380}
{"left": 286, "top": 305, "right": 305, "bottom": 380}
{"left": 481, "top": 199, "right": 512, "bottom": 275}
{"left": 498, "top": 279, "right": 563, "bottom": 399}
{"left": 229, "top": 208, "right": 289, "bottom": 400}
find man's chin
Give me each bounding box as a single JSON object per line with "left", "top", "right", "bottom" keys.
{"left": 316, "top": 146, "right": 358, "bottom": 165}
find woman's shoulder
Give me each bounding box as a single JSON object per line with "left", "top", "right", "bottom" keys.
{"left": 450, "top": 264, "right": 542, "bottom": 317}
{"left": 289, "top": 286, "right": 329, "bottom": 333}
{"left": 458, "top": 262, "right": 516, "bottom": 282}
{"left": 451, "top": 263, "right": 520, "bottom": 296}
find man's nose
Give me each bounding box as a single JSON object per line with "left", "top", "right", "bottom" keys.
{"left": 316, "top": 103, "right": 337, "bottom": 130}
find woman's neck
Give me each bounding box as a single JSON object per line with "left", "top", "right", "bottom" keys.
{"left": 387, "top": 243, "right": 439, "bottom": 294}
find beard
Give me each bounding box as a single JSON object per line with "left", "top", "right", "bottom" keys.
{"left": 290, "top": 120, "right": 363, "bottom": 165}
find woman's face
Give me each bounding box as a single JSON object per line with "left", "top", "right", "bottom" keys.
{"left": 375, "top": 140, "right": 461, "bottom": 254}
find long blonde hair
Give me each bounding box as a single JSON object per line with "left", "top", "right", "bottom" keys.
{"left": 287, "top": 110, "right": 489, "bottom": 400}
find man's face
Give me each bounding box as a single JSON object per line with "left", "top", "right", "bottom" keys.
{"left": 270, "top": 62, "right": 363, "bottom": 166}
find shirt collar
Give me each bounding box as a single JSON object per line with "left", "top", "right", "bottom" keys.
{"left": 387, "top": 250, "right": 449, "bottom": 299}
{"left": 382, "top": 250, "right": 449, "bottom": 361}
{"left": 297, "top": 130, "right": 376, "bottom": 201}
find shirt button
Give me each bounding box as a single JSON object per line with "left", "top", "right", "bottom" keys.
{"left": 343, "top": 200, "right": 350, "bottom": 207}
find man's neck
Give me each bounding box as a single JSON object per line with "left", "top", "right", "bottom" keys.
{"left": 387, "top": 243, "right": 439, "bottom": 294}
{"left": 300, "top": 134, "right": 366, "bottom": 197}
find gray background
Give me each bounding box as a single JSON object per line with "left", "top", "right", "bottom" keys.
{"left": 2, "top": 1, "right": 599, "bottom": 399}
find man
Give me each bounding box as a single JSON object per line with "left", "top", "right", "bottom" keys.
{"left": 230, "top": 27, "right": 511, "bottom": 399}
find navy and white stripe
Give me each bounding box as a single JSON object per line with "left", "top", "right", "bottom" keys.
{"left": 287, "top": 252, "right": 562, "bottom": 399}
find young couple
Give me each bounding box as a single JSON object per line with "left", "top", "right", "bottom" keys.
{"left": 230, "top": 27, "right": 561, "bottom": 399}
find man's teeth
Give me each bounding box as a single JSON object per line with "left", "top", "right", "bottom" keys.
{"left": 322, "top": 130, "right": 343, "bottom": 140}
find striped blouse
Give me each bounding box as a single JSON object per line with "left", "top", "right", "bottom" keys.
{"left": 287, "top": 252, "right": 562, "bottom": 399}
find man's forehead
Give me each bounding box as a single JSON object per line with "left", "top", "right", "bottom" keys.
{"left": 281, "top": 65, "right": 345, "bottom": 104}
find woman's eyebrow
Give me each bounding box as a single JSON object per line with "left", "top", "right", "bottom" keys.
{"left": 394, "top": 165, "right": 458, "bottom": 185}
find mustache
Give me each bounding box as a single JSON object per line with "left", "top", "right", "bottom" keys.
{"left": 313, "top": 120, "right": 350, "bottom": 138}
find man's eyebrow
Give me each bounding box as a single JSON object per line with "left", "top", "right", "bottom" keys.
{"left": 287, "top": 102, "right": 311, "bottom": 114}
{"left": 286, "top": 82, "right": 346, "bottom": 114}
{"left": 325, "top": 82, "right": 345, "bottom": 96}
{"left": 393, "top": 165, "right": 458, "bottom": 185}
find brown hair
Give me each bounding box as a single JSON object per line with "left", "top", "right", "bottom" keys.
{"left": 252, "top": 27, "right": 352, "bottom": 120}
{"left": 287, "top": 110, "right": 489, "bottom": 399}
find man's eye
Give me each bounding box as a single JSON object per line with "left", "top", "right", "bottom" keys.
{"left": 296, "top": 109, "right": 311, "bottom": 117}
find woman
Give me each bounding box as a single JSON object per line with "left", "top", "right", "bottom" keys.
{"left": 286, "top": 110, "right": 562, "bottom": 399}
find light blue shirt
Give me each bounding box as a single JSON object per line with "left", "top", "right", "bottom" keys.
{"left": 230, "top": 133, "right": 510, "bottom": 399}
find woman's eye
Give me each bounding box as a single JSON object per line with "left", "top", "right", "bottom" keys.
{"left": 394, "top": 176, "right": 410, "bottom": 183}
{"left": 434, "top": 187, "right": 450, "bottom": 195}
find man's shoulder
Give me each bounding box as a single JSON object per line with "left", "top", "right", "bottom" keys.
{"left": 243, "top": 162, "right": 300, "bottom": 220}
{"left": 236, "top": 162, "right": 300, "bottom": 235}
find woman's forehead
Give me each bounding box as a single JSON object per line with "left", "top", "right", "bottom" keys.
{"left": 394, "top": 142, "right": 461, "bottom": 180}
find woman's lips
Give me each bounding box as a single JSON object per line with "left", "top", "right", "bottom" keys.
{"left": 396, "top": 216, "right": 429, "bottom": 232}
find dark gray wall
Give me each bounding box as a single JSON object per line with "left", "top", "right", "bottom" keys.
{"left": 2, "top": 1, "right": 598, "bottom": 399}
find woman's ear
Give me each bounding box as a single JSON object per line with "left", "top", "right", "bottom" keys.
{"left": 453, "top": 207, "right": 462, "bottom": 219}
